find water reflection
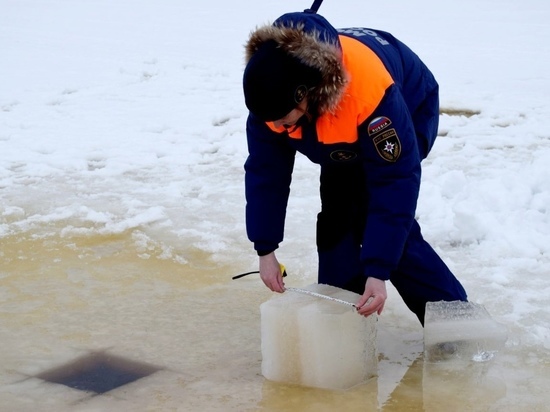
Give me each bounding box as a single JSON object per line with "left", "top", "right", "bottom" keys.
{"left": 256, "top": 353, "right": 507, "bottom": 411}
{"left": 421, "top": 360, "right": 507, "bottom": 411}
{"left": 259, "top": 379, "right": 378, "bottom": 411}
{"left": 381, "top": 355, "right": 507, "bottom": 411}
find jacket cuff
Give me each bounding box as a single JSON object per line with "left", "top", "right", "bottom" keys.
{"left": 364, "top": 266, "right": 391, "bottom": 281}
{"left": 257, "top": 249, "right": 276, "bottom": 257}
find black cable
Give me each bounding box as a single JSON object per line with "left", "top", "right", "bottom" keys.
{"left": 232, "top": 271, "right": 260, "bottom": 280}
{"left": 232, "top": 269, "right": 288, "bottom": 280}
{"left": 305, "top": 0, "right": 323, "bottom": 13}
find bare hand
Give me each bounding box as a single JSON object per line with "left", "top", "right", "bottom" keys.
{"left": 356, "top": 277, "right": 387, "bottom": 317}
{"left": 259, "top": 252, "right": 285, "bottom": 293}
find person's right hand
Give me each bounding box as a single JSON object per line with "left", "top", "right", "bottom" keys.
{"left": 356, "top": 277, "right": 387, "bottom": 318}
{"left": 259, "top": 252, "right": 285, "bottom": 293}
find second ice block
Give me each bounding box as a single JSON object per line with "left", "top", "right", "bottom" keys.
{"left": 424, "top": 300, "right": 508, "bottom": 362}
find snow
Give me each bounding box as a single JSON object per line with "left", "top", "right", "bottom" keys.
{"left": 1, "top": 0, "right": 550, "bottom": 408}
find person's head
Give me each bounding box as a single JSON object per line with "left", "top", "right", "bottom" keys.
{"left": 243, "top": 40, "right": 319, "bottom": 124}
{"left": 242, "top": 12, "right": 347, "bottom": 123}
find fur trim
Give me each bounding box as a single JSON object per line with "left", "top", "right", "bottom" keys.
{"left": 244, "top": 23, "right": 348, "bottom": 115}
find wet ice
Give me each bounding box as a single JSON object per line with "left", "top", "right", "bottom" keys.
{"left": 260, "top": 284, "right": 377, "bottom": 390}
{"left": 1, "top": 0, "right": 550, "bottom": 409}
{"left": 424, "top": 301, "right": 508, "bottom": 363}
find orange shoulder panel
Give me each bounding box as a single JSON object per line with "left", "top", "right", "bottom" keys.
{"left": 266, "top": 35, "right": 394, "bottom": 144}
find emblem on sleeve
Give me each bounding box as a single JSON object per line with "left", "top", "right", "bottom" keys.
{"left": 368, "top": 116, "right": 392, "bottom": 136}
{"left": 373, "top": 129, "right": 401, "bottom": 162}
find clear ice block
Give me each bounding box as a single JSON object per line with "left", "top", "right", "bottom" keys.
{"left": 260, "top": 284, "right": 377, "bottom": 390}
{"left": 424, "top": 301, "right": 508, "bottom": 363}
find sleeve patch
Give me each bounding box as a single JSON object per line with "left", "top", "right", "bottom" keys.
{"left": 368, "top": 116, "right": 392, "bottom": 135}
{"left": 373, "top": 128, "right": 401, "bottom": 162}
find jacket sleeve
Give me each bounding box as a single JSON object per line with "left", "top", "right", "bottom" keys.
{"left": 359, "top": 85, "right": 422, "bottom": 280}
{"left": 244, "top": 114, "right": 296, "bottom": 254}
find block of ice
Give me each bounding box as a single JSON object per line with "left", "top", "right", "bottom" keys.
{"left": 424, "top": 301, "right": 508, "bottom": 363}
{"left": 260, "top": 284, "right": 377, "bottom": 390}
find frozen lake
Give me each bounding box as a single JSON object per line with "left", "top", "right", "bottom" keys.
{"left": 1, "top": 0, "right": 549, "bottom": 410}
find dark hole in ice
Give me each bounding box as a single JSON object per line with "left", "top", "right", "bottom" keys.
{"left": 35, "top": 352, "right": 161, "bottom": 394}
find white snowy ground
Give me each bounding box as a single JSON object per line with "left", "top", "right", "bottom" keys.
{"left": 1, "top": 0, "right": 550, "bottom": 410}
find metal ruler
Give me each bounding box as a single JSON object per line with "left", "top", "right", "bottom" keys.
{"left": 286, "top": 287, "right": 357, "bottom": 308}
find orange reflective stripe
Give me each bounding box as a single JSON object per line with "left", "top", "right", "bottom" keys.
{"left": 266, "top": 35, "right": 394, "bottom": 144}
{"left": 317, "top": 35, "right": 395, "bottom": 143}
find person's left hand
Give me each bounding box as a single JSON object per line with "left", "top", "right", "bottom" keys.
{"left": 259, "top": 252, "right": 285, "bottom": 293}
{"left": 356, "top": 277, "right": 387, "bottom": 317}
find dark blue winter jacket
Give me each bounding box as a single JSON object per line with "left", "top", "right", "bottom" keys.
{"left": 244, "top": 12, "right": 439, "bottom": 281}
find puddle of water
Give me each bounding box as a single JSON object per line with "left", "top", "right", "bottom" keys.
{"left": 440, "top": 107, "right": 481, "bottom": 117}
{"left": 35, "top": 352, "right": 161, "bottom": 394}
{"left": 0, "top": 230, "right": 548, "bottom": 411}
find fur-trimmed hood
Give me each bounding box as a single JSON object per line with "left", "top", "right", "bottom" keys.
{"left": 244, "top": 12, "right": 348, "bottom": 116}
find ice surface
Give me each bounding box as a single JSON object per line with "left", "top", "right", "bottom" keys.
{"left": 1, "top": 0, "right": 550, "bottom": 408}
{"left": 260, "top": 284, "right": 377, "bottom": 390}
{"left": 424, "top": 301, "right": 508, "bottom": 363}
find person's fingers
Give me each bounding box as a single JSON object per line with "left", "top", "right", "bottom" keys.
{"left": 276, "top": 274, "right": 285, "bottom": 292}
{"left": 272, "top": 277, "right": 285, "bottom": 293}
{"left": 356, "top": 293, "right": 371, "bottom": 308}
{"left": 261, "top": 271, "right": 285, "bottom": 293}
{"left": 357, "top": 295, "right": 383, "bottom": 317}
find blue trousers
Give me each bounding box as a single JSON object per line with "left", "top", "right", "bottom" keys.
{"left": 316, "top": 166, "right": 467, "bottom": 325}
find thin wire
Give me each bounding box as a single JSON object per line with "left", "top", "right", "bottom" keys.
{"left": 232, "top": 270, "right": 288, "bottom": 280}
{"left": 232, "top": 271, "right": 259, "bottom": 280}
